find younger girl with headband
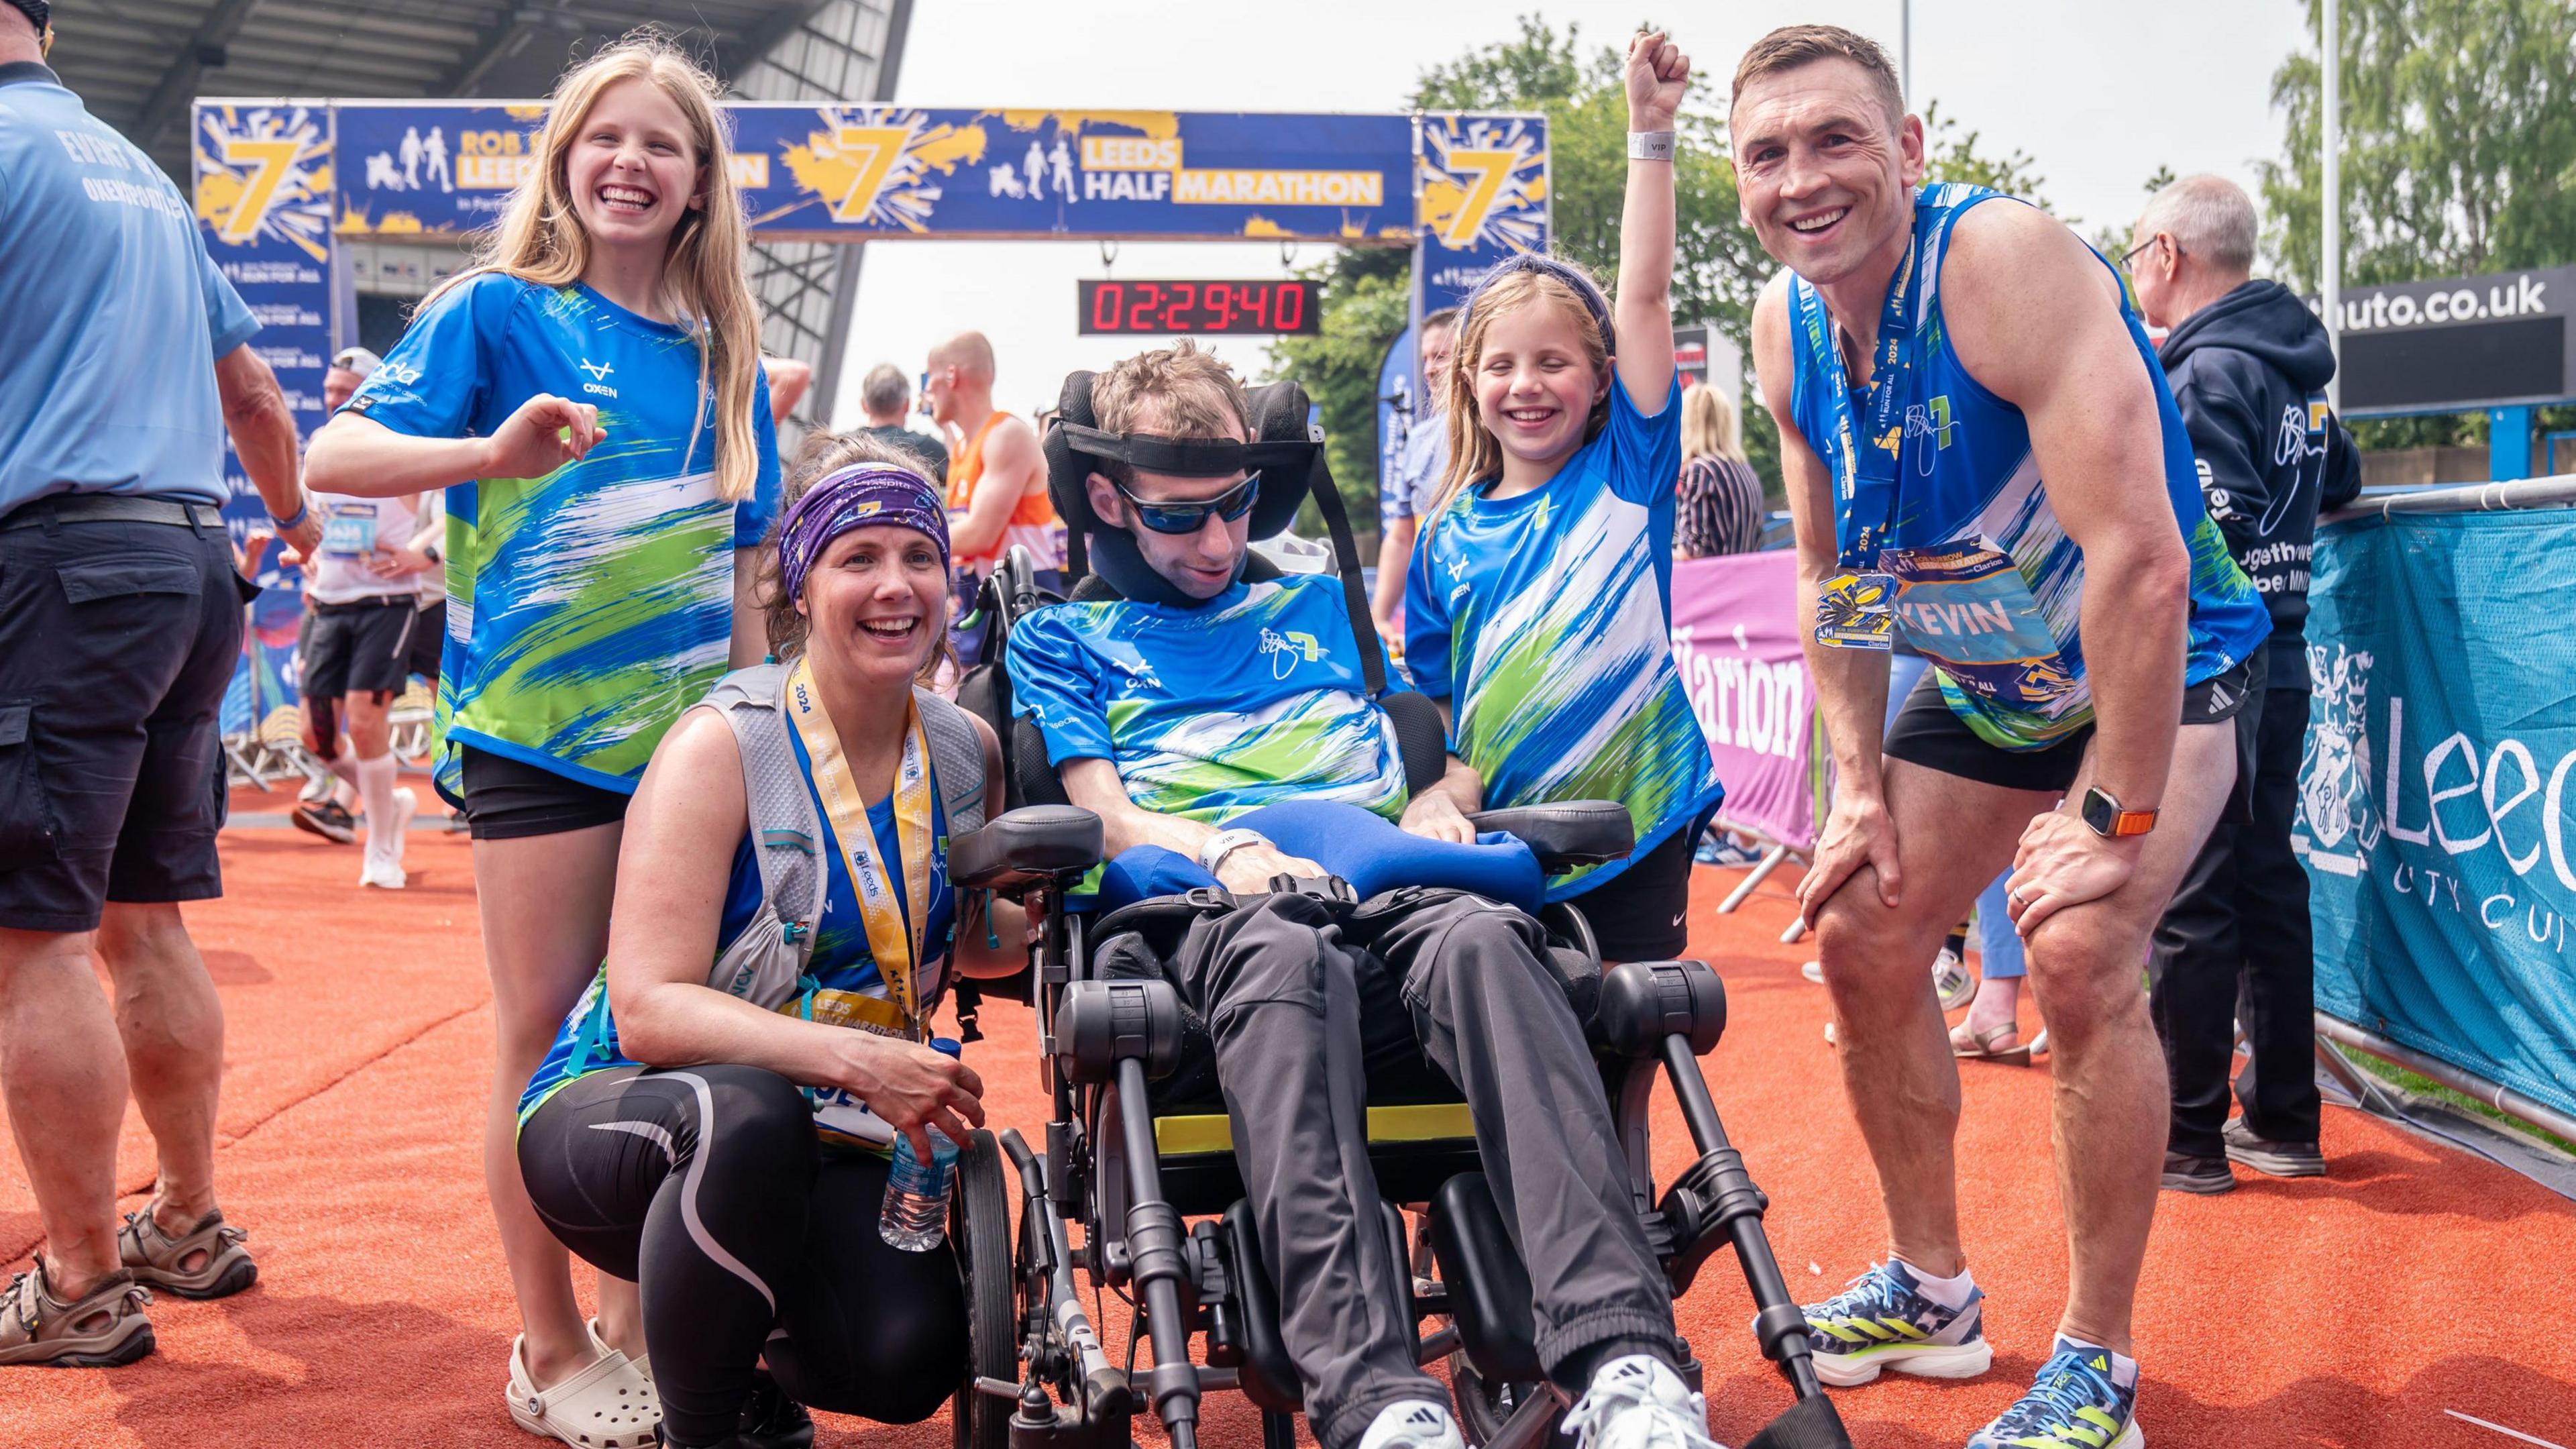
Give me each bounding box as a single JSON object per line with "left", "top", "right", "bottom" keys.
{"left": 1403, "top": 30, "right": 1723, "bottom": 963}
{"left": 305, "top": 33, "right": 779, "bottom": 1442}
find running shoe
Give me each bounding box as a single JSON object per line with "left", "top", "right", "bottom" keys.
{"left": 359, "top": 855, "right": 407, "bottom": 890}
{"left": 1931, "top": 946, "right": 1974, "bottom": 1012}
{"left": 291, "top": 799, "right": 357, "bottom": 844}
{"left": 1966, "top": 1338, "right": 2141, "bottom": 1449}
{"left": 2223, "top": 1118, "right": 2324, "bottom": 1177}
{"left": 1562, "top": 1354, "right": 1722, "bottom": 1449}
{"left": 2159, "top": 1151, "right": 2234, "bottom": 1195}
{"left": 1356, "top": 1399, "right": 1464, "bottom": 1449}
{"left": 1797, "top": 1260, "right": 1990, "bottom": 1387}
{"left": 1801, "top": 960, "right": 1824, "bottom": 984}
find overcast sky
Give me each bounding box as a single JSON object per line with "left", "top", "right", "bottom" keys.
{"left": 836, "top": 0, "right": 2316, "bottom": 423}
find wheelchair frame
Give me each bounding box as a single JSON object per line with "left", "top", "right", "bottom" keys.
{"left": 936, "top": 551, "right": 1847, "bottom": 1449}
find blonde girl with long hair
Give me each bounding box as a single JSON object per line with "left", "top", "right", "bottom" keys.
{"left": 1401, "top": 30, "right": 1723, "bottom": 966}
{"left": 306, "top": 32, "right": 780, "bottom": 1443}
{"left": 1674, "top": 382, "right": 1768, "bottom": 557}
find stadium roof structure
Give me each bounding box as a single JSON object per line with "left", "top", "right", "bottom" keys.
{"left": 51, "top": 0, "right": 916, "bottom": 426}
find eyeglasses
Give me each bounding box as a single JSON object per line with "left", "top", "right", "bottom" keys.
{"left": 1114, "top": 473, "right": 1261, "bottom": 535}
{"left": 2119, "top": 236, "right": 2171, "bottom": 273}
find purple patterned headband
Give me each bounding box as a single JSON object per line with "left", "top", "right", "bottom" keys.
{"left": 777, "top": 463, "right": 949, "bottom": 603}
{"left": 1458, "top": 253, "right": 1615, "bottom": 355}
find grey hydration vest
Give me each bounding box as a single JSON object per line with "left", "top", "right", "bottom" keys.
{"left": 697, "top": 661, "right": 987, "bottom": 1019}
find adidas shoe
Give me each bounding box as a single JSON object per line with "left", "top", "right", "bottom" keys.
{"left": 1966, "top": 1338, "right": 2141, "bottom": 1449}
{"left": 1798, "top": 1260, "right": 1991, "bottom": 1387}
{"left": 1932, "top": 946, "right": 1974, "bottom": 1012}
{"left": 1356, "top": 1399, "right": 1463, "bottom": 1449}
{"left": 1562, "top": 1355, "right": 1723, "bottom": 1449}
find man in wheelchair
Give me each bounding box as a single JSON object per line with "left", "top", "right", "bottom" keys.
{"left": 999, "top": 342, "right": 1715, "bottom": 1449}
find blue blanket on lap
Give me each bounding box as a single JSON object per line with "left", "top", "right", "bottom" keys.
{"left": 1091, "top": 800, "right": 1544, "bottom": 915}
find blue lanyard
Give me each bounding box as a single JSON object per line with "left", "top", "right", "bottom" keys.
{"left": 1801, "top": 202, "right": 1931, "bottom": 571}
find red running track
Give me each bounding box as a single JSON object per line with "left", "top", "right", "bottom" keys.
{"left": 3, "top": 792, "right": 2571, "bottom": 1447}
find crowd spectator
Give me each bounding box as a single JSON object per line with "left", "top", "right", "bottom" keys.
{"left": 1674, "top": 382, "right": 1766, "bottom": 557}
{"left": 2128, "top": 174, "right": 2361, "bottom": 1193}
{"left": 854, "top": 361, "right": 949, "bottom": 483}
{"left": 1, "top": 0, "right": 319, "bottom": 1366}
{"left": 1373, "top": 307, "right": 1455, "bottom": 643}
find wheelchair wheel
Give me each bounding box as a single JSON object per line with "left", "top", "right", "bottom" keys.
{"left": 955, "top": 1129, "right": 1016, "bottom": 1449}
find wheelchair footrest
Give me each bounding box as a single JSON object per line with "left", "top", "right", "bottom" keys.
{"left": 1427, "top": 1173, "right": 1545, "bottom": 1386}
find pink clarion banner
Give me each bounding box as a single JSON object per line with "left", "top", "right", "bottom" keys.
{"left": 1669, "top": 551, "right": 1825, "bottom": 853}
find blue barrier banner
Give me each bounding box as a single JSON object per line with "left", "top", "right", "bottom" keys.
{"left": 2300, "top": 510, "right": 2576, "bottom": 1118}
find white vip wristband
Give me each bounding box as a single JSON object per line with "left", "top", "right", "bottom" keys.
{"left": 1196, "top": 828, "right": 1269, "bottom": 876}
{"left": 1628, "top": 130, "right": 1677, "bottom": 162}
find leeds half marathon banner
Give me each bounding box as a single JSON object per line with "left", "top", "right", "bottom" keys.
{"left": 332, "top": 106, "right": 1538, "bottom": 245}
{"left": 1670, "top": 551, "right": 1825, "bottom": 853}
{"left": 2299, "top": 511, "right": 2576, "bottom": 1118}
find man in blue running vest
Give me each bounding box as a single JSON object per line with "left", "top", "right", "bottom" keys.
{"left": 1735, "top": 25, "right": 2271, "bottom": 1449}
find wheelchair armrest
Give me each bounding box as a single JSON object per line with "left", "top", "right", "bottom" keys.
{"left": 1466, "top": 800, "right": 1634, "bottom": 869}
{"left": 950, "top": 805, "right": 1103, "bottom": 890}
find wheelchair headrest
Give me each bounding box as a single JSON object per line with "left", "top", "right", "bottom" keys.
{"left": 1043, "top": 371, "right": 1322, "bottom": 547}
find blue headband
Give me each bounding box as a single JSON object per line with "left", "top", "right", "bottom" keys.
{"left": 777, "top": 463, "right": 949, "bottom": 603}
{"left": 1455, "top": 253, "right": 1615, "bottom": 354}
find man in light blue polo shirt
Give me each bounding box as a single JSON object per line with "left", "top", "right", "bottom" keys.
{"left": 0, "top": 0, "right": 317, "bottom": 1369}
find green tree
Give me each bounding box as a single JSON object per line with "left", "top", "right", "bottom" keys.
{"left": 1271, "top": 246, "right": 1411, "bottom": 530}
{"left": 2259, "top": 0, "right": 2576, "bottom": 449}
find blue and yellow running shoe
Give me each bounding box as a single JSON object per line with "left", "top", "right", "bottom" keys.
{"left": 1796, "top": 1260, "right": 1991, "bottom": 1387}
{"left": 1966, "top": 1338, "right": 2142, "bottom": 1449}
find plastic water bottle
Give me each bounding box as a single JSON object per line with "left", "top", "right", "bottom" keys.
{"left": 879, "top": 1037, "right": 964, "bottom": 1252}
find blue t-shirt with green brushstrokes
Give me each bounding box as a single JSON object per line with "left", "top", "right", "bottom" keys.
{"left": 1783, "top": 184, "right": 2270, "bottom": 751}
{"left": 1007, "top": 572, "right": 1412, "bottom": 825}
{"left": 1405, "top": 372, "right": 1725, "bottom": 900}
{"left": 344, "top": 274, "right": 780, "bottom": 793}
{"left": 519, "top": 749, "right": 957, "bottom": 1146}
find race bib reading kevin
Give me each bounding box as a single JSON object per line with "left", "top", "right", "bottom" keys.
{"left": 1882, "top": 545, "right": 2084, "bottom": 716}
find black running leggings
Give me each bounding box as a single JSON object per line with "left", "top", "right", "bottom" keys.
{"left": 518, "top": 1063, "right": 969, "bottom": 1446}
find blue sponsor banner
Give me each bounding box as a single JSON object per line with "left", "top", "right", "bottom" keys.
{"left": 193, "top": 101, "right": 335, "bottom": 731}
{"left": 2300, "top": 511, "right": 2576, "bottom": 1118}
{"left": 1413, "top": 113, "right": 1549, "bottom": 314}
{"left": 334, "top": 105, "right": 1424, "bottom": 243}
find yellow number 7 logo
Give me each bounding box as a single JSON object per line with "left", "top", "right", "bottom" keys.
{"left": 217, "top": 137, "right": 304, "bottom": 244}
{"left": 1438, "top": 148, "right": 1517, "bottom": 248}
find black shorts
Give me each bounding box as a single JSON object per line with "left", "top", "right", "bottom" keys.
{"left": 1562, "top": 821, "right": 1699, "bottom": 962}
{"left": 408, "top": 597, "right": 446, "bottom": 684}
{"left": 1884, "top": 653, "right": 2268, "bottom": 822}
{"left": 0, "top": 506, "right": 250, "bottom": 932}
{"left": 459, "top": 744, "right": 631, "bottom": 841}
{"left": 300, "top": 595, "right": 418, "bottom": 698}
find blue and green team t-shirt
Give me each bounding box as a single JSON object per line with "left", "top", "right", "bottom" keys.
{"left": 343, "top": 274, "right": 781, "bottom": 793}
{"left": 1406, "top": 372, "right": 1725, "bottom": 900}
{"left": 519, "top": 737, "right": 957, "bottom": 1147}
{"left": 1007, "top": 572, "right": 1411, "bottom": 824}
{"left": 1782, "top": 184, "right": 2270, "bottom": 751}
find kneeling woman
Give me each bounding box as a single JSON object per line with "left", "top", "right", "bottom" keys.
{"left": 516, "top": 438, "right": 1018, "bottom": 1449}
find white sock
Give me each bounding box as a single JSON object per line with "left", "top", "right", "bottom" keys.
{"left": 356, "top": 753, "right": 398, "bottom": 859}
{"left": 323, "top": 750, "right": 358, "bottom": 791}
{"left": 1896, "top": 1257, "right": 1977, "bottom": 1309}
{"left": 2055, "top": 1335, "right": 2138, "bottom": 1390}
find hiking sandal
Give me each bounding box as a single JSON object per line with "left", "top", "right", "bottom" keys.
{"left": 1949, "top": 1020, "right": 2033, "bottom": 1066}
{"left": 120, "top": 1205, "right": 257, "bottom": 1299}
{"left": 0, "top": 1263, "right": 155, "bottom": 1368}
{"left": 508, "top": 1333, "right": 661, "bottom": 1448}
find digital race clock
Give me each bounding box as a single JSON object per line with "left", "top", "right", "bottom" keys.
{"left": 1077, "top": 279, "right": 1322, "bottom": 335}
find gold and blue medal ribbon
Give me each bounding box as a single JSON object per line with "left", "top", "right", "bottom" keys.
{"left": 785, "top": 658, "right": 936, "bottom": 1040}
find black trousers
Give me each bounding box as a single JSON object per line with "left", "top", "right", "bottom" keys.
{"left": 1124, "top": 890, "right": 1674, "bottom": 1449}
{"left": 519, "top": 1064, "right": 969, "bottom": 1446}
{"left": 2150, "top": 683, "right": 2323, "bottom": 1158}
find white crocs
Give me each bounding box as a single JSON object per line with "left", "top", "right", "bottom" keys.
{"left": 588, "top": 1316, "right": 649, "bottom": 1384}
{"left": 506, "top": 1334, "right": 660, "bottom": 1449}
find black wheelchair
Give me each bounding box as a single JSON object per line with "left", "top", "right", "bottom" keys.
{"left": 928, "top": 372, "right": 1849, "bottom": 1449}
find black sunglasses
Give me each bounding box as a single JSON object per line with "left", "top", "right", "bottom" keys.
{"left": 1114, "top": 473, "right": 1261, "bottom": 535}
